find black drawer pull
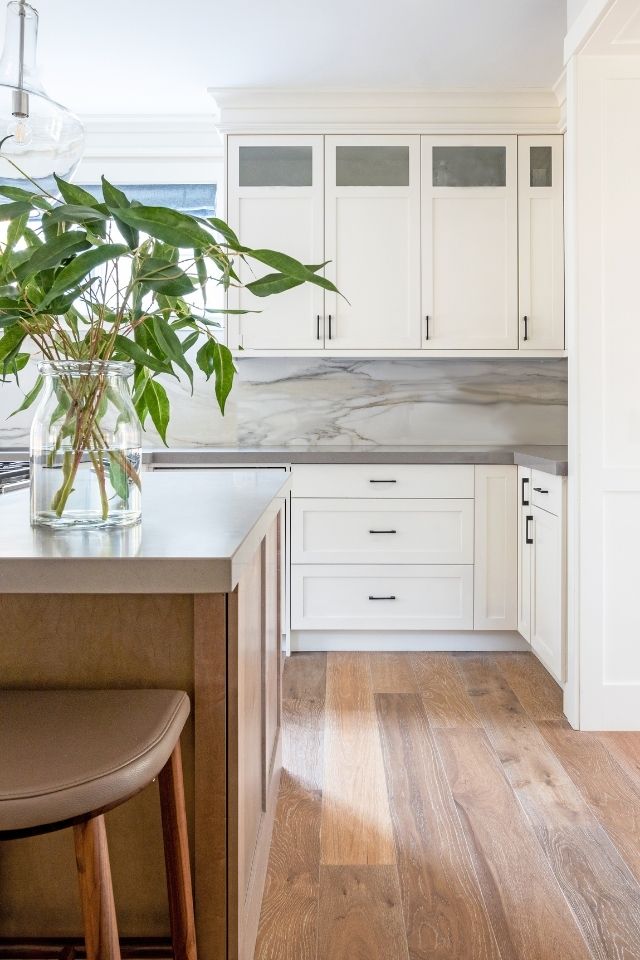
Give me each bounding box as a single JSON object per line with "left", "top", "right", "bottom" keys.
{"left": 521, "top": 476, "right": 530, "bottom": 506}
{"left": 369, "top": 479, "right": 397, "bottom": 484}
{"left": 369, "top": 529, "right": 397, "bottom": 534}
{"left": 369, "top": 595, "right": 396, "bottom": 601}
{"left": 533, "top": 487, "right": 549, "bottom": 494}
{"left": 526, "top": 515, "right": 534, "bottom": 544}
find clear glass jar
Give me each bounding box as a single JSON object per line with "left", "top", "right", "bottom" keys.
{"left": 30, "top": 360, "right": 142, "bottom": 529}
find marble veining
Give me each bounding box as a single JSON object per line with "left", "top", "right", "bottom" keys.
{"left": 0, "top": 357, "right": 567, "bottom": 449}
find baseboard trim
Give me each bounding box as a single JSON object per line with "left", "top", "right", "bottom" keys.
{"left": 291, "top": 630, "right": 529, "bottom": 653}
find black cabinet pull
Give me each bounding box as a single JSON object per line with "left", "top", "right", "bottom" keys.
{"left": 328, "top": 315, "right": 333, "bottom": 340}
{"left": 369, "top": 595, "right": 396, "bottom": 601}
{"left": 369, "top": 479, "right": 397, "bottom": 484}
{"left": 523, "top": 315, "right": 529, "bottom": 341}
{"left": 526, "top": 515, "right": 534, "bottom": 544}
{"left": 316, "top": 314, "right": 321, "bottom": 341}
{"left": 425, "top": 315, "right": 430, "bottom": 340}
{"left": 521, "top": 476, "right": 530, "bottom": 506}
{"left": 533, "top": 487, "right": 549, "bottom": 494}
{"left": 369, "top": 529, "right": 397, "bottom": 534}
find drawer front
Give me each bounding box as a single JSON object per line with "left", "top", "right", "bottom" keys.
{"left": 291, "top": 564, "right": 473, "bottom": 630}
{"left": 290, "top": 464, "right": 475, "bottom": 499}
{"left": 292, "top": 498, "right": 474, "bottom": 564}
{"left": 531, "top": 470, "right": 564, "bottom": 516}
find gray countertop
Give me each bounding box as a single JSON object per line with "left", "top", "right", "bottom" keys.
{"left": 0, "top": 469, "right": 289, "bottom": 594}
{"left": 146, "top": 444, "right": 568, "bottom": 476}
{"left": 0, "top": 444, "right": 568, "bottom": 475}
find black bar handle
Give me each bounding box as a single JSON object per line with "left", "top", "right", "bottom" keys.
{"left": 533, "top": 487, "right": 549, "bottom": 494}
{"left": 521, "top": 476, "right": 530, "bottom": 506}
{"left": 526, "top": 515, "right": 534, "bottom": 544}
{"left": 523, "top": 316, "right": 529, "bottom": 341}
{"left": 369, "top": 529, "right": 397, "bottom": 534}
{"left": 316, "top": 314, "right": 321, "bottom": 341}
{"left": 369, "top": 595, "right": 396, "bottom": 601}
{"left": 369, "top": 479, "right": 397, "bottom": 484}
{"left": 425, "top": 315, "right": 430, "bottom": 341}
{"left": 328, "top": 315, "right": 333, "bottom": 340}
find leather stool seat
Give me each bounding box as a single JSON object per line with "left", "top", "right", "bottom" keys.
{"left": 0, "top": 689, "right": 190, "bottom": 832}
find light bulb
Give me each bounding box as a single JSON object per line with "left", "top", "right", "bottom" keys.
{"left": 7, "top": 115, "right": 32, "bottom": 145}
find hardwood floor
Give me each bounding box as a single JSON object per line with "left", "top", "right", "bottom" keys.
{"left": 254, "top": 652, "right": 640, "bottom": 960}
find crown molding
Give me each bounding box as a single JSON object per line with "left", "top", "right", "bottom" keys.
{"left": 209, "top": 87, "right": 564, "bottom": 134}
{"left": 80, "top": 114, "right": 222, "bottom": 159}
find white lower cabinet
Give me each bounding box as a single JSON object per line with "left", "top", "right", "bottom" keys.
{"left": 517, "top": 465, "right": 567, "bottom": 682}
{"left": 473, "top": 465, "right": 518, "bottom": 630}
{"left": 291, "top": 564, "right": 474, "bottom": 631}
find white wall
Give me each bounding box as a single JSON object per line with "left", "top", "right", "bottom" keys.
{"left": 567, "top": 0, "right": 590, "bottom": 29}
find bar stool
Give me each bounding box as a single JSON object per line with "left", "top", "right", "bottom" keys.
{"left": 0, "top": 689, "right": 197, "bottom": 960}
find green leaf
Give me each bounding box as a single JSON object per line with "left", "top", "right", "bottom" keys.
{"left": 38, "top": 244, "right": 128, "bottom": 309}
{"left": 137, "top": 257, "right": 195, "bottom": 297}
{"left": 152, "top": 314, "right": 193, "bottom": 387}
{"left": 0, "top": 201, "right": 32, "bottom": 220}
{"left": 113, "top": 334, "right": 170, "bottom": 374}
{"left": 246, "top": 249, "right": 340, "bottom": 296}
{"left": 10, "top": 374, "right": 43, "bottom": 416}
{"left": 42, "top": 205, "right": 109, "bottom": 239}
{"left": 6, "top": 211, "right": 28, "bottom": 251}
{"left": 0, "top": 323, "right": 25, "bottom": 376}
{"left": 245, "top": 272, "right": 305, "bottom": 298}
{"left": 144, "top": 379, "right": 170, "bottom": 445}
{"left": 206, "top": 217, "right": 243, "bottom": 249}
{"left": 181, "top": 330, "right": 199, "bottom": 352}
{"left": 53, "top": 175, "right": 102, "bottom": 208}
{"left": 13, "top": 231, "right": 91, "bottom": 281}
{"left": 108, "top": 204, "right": 216, "bottom": 250}
{"left": 100, "top": 176, "right": 139, "bottom": 250}
{"left": 196, "top": 339, "right": 215, "bottom": 379}
{"left": 212, "top": 342, "right": 236, "bottom": 414}
{"left": 0, "top": 185, "right": 49, "bottom": 209}
{"left": 108, "top": 453, "right": 129, "bottom": 500}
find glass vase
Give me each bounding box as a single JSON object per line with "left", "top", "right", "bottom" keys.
{"left": 30, "top": 360, "right": 142, "bottom": 529}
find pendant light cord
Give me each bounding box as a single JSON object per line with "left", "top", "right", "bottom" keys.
{"left": 17, "top": 0, "right": 25, "bottom": 91}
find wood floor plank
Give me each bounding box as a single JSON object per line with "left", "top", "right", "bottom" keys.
{"left": 375, "top": 693, "right": 502, "bottom": 960}
{"left": 494, "top": 652, "right": 565, "bottom": 723}
{"left": 435, "top": 727, "right": 592, "bottom": 960}
{"left": 458, "top": 654, "right": 640, "bottom": 960}
{"left": 254, "top": 698, "right": 324, "bottom": 960}
{"left": 282, "top": 652, "right": 327, "bottom": 701}
{"left": 540, "top": 721, "right": 640, "bottom": 886}
{"left": 369, "top": 653, "right": 417, "bottom": 693}
{"left": 598, "top": 732, "right": 640, "bottom": 791}
{"left": 321, "top": 653, "right": 395, "bottom": 866}
{"left": 317, "top": 865, "right": 409, "bottom": 960}
{"left": 411, "top": 653, "right": 481, "bottom": 728}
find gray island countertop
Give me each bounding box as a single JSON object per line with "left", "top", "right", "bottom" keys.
{"left": 0, "top": 469, "right": 289, "bottom": 594}
{"left": 146, "top": 444, "right": 568, "bottom": 475}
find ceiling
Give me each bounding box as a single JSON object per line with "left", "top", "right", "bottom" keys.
{"left": 28, "top": 0, "right": 566, "bottom": 116}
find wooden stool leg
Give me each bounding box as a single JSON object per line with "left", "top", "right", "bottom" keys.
{"left": 73, "top": 815, "right": 121, "bottom": 960}
{"left": 158, "top": 741, "right": 197, "bottom": 960}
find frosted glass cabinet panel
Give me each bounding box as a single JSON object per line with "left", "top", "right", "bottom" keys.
{"left": 518, "top": 136, "right": 565, "bottom": 350}
{"left": 421, "top": 135, "right": 518, "bottom": 350}
{"left": 227, "top": 135, "right": 325, "bottom": 350}
{"left": 324, "top": 136, "right": 422, "bottom": 350}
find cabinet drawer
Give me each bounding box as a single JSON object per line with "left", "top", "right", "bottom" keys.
{"left": 292, "top": 498, "right": 473, "bottom": 564}
{"left": 531, "top": 470, "right": 564, "bottom": 516}
{"left": 291, "top": 564, "right": 473, "bottom": 630}
{"left": 290, "top": 464, "right": 474, "bottom": 499}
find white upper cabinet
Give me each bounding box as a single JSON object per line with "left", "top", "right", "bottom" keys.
{"left": 227, "top": 135, "right": 325, "bottom": 350}
{"left": 518, "top": 136, "right": 565, "bottom": 350}
{"left": 422, "top": 135, "right": 518, "bottom": 350}
{"left": 324, "top": 135, "right": 421, "bottom": 349}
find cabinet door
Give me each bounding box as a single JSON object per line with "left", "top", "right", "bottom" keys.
{"left": 518, "top": 136, "right": 565, "bottom": 350}
{"left": 474, "top": 465, "right": 518, "bottom": 630}
{"left": 517, "top": 467, "right": 532, "bottom": 642}
{"left": 422, "top": 136, "right": 518, "bottom": 349}
{"left": 227, "top": 135, "right": 325, "bottom": 350}
{"left": 324, "top": 135, "right": 421, "bottom": 349}
{"left": 531, "top": 505, "right": 566, "bottom": 683}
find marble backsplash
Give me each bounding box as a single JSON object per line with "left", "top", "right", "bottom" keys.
{"left": 0, "top": 357, "right": 568, "bottom": 450}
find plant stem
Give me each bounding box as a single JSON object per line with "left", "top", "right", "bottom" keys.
{"left": 89, "top": 451, "right": 109, "bottom": 521}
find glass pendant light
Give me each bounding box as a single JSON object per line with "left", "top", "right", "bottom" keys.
{"left": 0, "top": 0, "right": 84, "bottom": 191}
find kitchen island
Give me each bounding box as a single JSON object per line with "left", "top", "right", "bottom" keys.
{"left": 0, "top": 469, "right": 289, "bottom": 960}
